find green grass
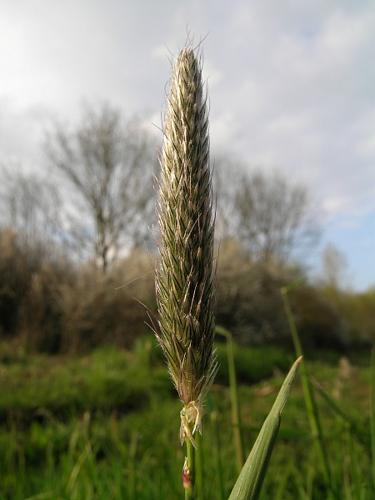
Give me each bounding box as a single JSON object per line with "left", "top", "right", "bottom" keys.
{"left": 0, "top": 345, "right": 170, "bottom": 422}
{"left": 0, "top": 340, "right": 372, "bottom": 499}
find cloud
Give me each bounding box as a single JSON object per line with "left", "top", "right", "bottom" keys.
{"left": 205, "top": 2, "right": 375, "bottom": 201}
{"left": 0, "top": 0, "right": 374, "bottom": 285}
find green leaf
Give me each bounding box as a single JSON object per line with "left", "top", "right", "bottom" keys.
{"left": 312, "top": 378, "right": 369, "bottom": 451}
{"left": 371, "top": 349, "right": 375, "bottom": 489}
{"left": 228, "top": 356, "right": 302, "bottom": 500}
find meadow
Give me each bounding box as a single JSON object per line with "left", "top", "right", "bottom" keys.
{"left": 0, "top": 41, "right": 373, "bottom": 500}
{"left": 0, "top": 337, "right": 372, "bottom": 499}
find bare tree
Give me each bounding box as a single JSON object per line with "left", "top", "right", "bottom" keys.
{"left": 0, "top": 166, "right": 63, "bottom": 262}
{"left": 215, "top": 159, "right": 318, "bottom": 262}
{"left": 213, "top": 157, "right": 237, "bottom": 240}
{"left": 45, "top": 104, "right": 158, "bottom": 272}
{"left": 321, "top": 243, "right": 348, "bottom": 289}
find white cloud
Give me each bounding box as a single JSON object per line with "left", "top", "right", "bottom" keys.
{"left": 0, "top": 0, "right": 374, "bottom": 274}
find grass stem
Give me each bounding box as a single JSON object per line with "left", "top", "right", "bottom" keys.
{"left": 370, "top": 348, "right": 375, "bottom": 489}
{"left": 195, "top": 433, "right": 204, "bottom": 499}
{"left": 281, "top": 287, "right": 333, "bottom": 493}
{"left": 216, "top": 326, "right": 245, "bottom": 472}
{"left": 185, "top": 440, "right": 195, "bottom": 499}
{"left": 211, "top": 411, "right": 225, "bottom": 500}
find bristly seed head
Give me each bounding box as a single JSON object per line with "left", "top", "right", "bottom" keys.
{"left": 155, "top": 46, "right": 217, "bottom": 444}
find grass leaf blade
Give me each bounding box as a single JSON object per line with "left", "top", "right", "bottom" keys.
{"left": 228, "top": 356, "right": 302, "bottom": 500}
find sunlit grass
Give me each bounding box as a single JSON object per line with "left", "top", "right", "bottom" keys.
{"left": 0, "top": 341, "right": 371, "bottom": 499}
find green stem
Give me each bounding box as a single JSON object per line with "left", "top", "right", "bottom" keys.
{"left": 195, "top": 432, "right": 203, "bottom": 499}
{"left": 216, "top": 326, "right": 244, "bottom": 472}
{"left": 128, "top": 431, "right": 138, "bottom": 499}
{"left": 370, "top": 348, "right": 375, "bottom": 489}
{"left": 313, "top": 379, "right": 369, "bottom": 451}
{"left": 281, "top": 287, "right": 333, "bottom": 492}
{"left": 211, "top": 411, "right": 225, "bottom": 500}
{"left": 185, "top": 440, "right": 195, "bottom": 499}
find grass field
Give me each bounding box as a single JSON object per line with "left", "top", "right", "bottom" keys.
{"left": 0, "top": 338, "right": 372, "bottom": 499}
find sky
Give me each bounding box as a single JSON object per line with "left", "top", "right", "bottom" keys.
{"left": 0, "top": 0, "right": 374, "bottom": 289}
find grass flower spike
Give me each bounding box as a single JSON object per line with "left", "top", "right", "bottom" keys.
{"left": 156, "top": 46, "right": 217, "bottom": 449}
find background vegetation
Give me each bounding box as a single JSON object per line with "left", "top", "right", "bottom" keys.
{"left": 0, "top": 103, "right": 373, "bottom": 498}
